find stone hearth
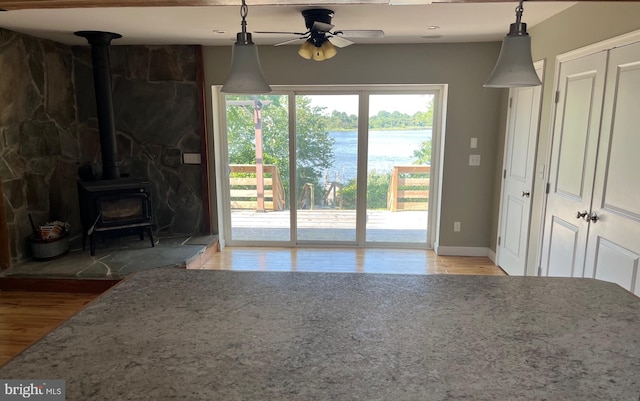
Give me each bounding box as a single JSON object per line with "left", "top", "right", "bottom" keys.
{"left": 0, "top": 233, "right": 217, "bottom": 281}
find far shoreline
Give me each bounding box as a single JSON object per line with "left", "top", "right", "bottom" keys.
{"left": 327, "top": 126, "right": 433, "bottom": 132}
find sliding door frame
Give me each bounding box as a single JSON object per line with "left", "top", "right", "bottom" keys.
{"left": 212, "top": 84, "right": 447, "bottom": 250}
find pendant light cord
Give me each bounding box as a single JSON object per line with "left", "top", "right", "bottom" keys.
{"left": 240, "top": 0, "right": 248, "bottom": 35}
{"left": 508, "top": 0, "right": 527, "bottom": 36}
{"left": 235, "top": 0, "right": 254, "bottom": 45}
{"left": 514, "top": 0, "right": 524, "bottom": 26}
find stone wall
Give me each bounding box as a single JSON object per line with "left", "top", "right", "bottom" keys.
{"left": 73, "top": 44, "right": 204, "bottom": 235}
{"left": 0, "top": 29, "right": 78, "bottom": 264}
{"left": 0, "top": 27, "right": 206, "bottom": 265}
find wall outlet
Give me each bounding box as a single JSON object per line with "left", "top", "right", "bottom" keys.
{"left": 454, "top": 222, "right": 461, "bottom": 232}
{"left": 183, "top": 153, "right": 202, "bottom": 165}
{"left": 469, "top": 154, "right": 481, "bottom": 166}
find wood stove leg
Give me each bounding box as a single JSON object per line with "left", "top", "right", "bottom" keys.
{"left": 90, "top": 233, "right": 96, "bottom": 256}
{"left": 147, "top": 227, "right": 155, "bottom": 248}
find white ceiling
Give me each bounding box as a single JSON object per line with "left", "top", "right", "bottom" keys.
{"left": 0, "top": 1, "right": 576, "bottom": 47}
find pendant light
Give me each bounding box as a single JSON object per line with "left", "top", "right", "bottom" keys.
{"left": 484, "top": 0, "right": 541, "bottom": 88}
{"left": 221, "top": 0, "right": 271, "bottom": 93}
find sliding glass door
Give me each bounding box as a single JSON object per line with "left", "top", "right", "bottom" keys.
{"left": 365, "top": 94, "right": 433, "bottom": 243}
{"left": 296, "top": 94, "right": 359, "bottom": 242}
{"left": 220, "top": 88, "right": 438, "bottom": 248}
{"left": 224, "top": 95, "right": 290, "bottom": 242}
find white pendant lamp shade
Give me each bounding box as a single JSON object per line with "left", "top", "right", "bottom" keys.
{"left": 221, "top": 0, "right": 271, "bottom": 94}
{"left": 484, "top": 33, "right": 541, "bottom": 88}
{"left": 222, "top": 34, "right": 271, "bottom": 93}
{"left": 484, "top": 0, "right": 541, "bottom": 88}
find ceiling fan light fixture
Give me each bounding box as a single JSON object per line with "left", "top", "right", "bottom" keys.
{"left": 298, "top": 40, "right": 314, "bottom": 60}
{"left": 260, "top": 9, "right": 378, "bottom": 60}
{"left": 484, "top": 0, "right": 541, "bottom": 88}
{"left": 312, "top": 46, "right": 326, "bottom": 62}
{"left": 320, "top": 40, "right": 337, "bottom": 59}
{"left": 221, "top": 0, "right": 271, "bottom": 94}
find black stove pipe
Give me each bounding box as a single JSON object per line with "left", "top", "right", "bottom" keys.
{"left": 75, "top": 30, "right": 122, "bottom": 180}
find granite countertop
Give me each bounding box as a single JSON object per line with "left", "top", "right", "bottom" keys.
{"left": 1, "top": 269, "right": 639, "bottom": 400}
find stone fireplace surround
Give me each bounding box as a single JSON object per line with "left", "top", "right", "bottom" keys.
{"left": 0, "top": 28, "right": 209, "bottom": 266}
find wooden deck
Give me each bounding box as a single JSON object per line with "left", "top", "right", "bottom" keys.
{"left": 230, "top": 209, "right": 429, "bottom": 243}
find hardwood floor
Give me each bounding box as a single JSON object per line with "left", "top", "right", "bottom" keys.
{"left": 0, "top": 292, "right": 98, "bottom": 366}
{"left": 199, "top": 247, "right": 506, "bottom": 276}
{"left": 0, "top": 247, "right": 503, "bottom": 366}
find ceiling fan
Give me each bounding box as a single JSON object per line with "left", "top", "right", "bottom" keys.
{"left": 256, "top": 8, "right": 384, "bottom": 61}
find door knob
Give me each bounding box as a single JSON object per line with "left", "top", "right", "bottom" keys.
{"left": 521, "top": 191, "right": 531, "bottom": 198}
{"left": 585, "top": 212, "right": 598, "bottom": 223}
{"left": 576, "top": 210, "right": 588, "bottom": 219}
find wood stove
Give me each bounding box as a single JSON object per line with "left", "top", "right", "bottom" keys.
{"left": 78, "top": 179, "right": 154, "bottom": 256}
{"left": 75, "top": 31, "right": 155, "bottom": 256}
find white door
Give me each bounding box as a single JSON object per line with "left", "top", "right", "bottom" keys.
{"left": 497, "top": 63, "right": 543, "bottom": 276}
{"left": 540, "top": 52, "right": 607, "bottom": 277}
{"left": 583, "top": 42, "right": 640, "bottom": 295}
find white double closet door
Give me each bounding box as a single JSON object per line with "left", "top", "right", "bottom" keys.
{"left": 541, "top": 40, "right": 640, "bottom": 296}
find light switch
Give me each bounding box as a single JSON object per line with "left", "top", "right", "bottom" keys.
{"left": 469, "top": 154, "right": 481, "bottom": 166}
{"left": 470, "top": 137, "right": 478, "bottom": 149}
{"left": 183, "top": 153, "right": 202, "bottom": 165}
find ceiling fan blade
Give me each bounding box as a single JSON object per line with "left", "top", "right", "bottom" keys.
{"left": 255, "top": 31, "right": 309, "bottom": 36}
{"left": 335, "top": 30, "right": 385, "bottom": 38}
{"left": 312, "top": 21, "right": 334, "bottom": 32}
{"left": 328, "top": 35, "right": 354, "bottom": 48}
{"left": 274, "top": 37, "right": 307, "bottom": 46}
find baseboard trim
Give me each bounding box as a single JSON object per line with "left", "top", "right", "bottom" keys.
{"left": 435, "top": 246, "right": 490, "bottom": 257}
{"left": 488, "top": 249, "right": 496, "bottom": 264}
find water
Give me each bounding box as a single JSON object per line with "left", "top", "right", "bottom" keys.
{"left": 327, "top": 129, "right": 432, "bottom": 182}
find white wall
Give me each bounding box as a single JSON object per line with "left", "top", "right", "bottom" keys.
{"left": 202, "top": 42, "right": 504, "bottom": 249}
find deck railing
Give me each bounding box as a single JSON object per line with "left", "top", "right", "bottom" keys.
{"left": 229, "top": 164, "right": 286, "bottom": 211}
{"left": 387, "top": 165, "right": 430, "bottom": 212}
{"left": 299, "top": 183, "right": 315, "bottom": 209}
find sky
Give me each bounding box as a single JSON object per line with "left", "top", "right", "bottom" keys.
{"left": 308, "top": 94, "right": 433, "bottom": 117}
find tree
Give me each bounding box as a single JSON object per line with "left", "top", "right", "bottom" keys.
{"left": 341, "top": 171, "right": 391, "bottom": 210}
{"left": 225, "top": 95, "right": 334, "bottom": 207}
{"left": 295, "top": 97, "right": 335, "bottom": 201}
{"left": 412, "top": 140, "right": 432, "bottom": 165}
{"left": 327, "top": 110, "right": 357, "bottom": 131}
